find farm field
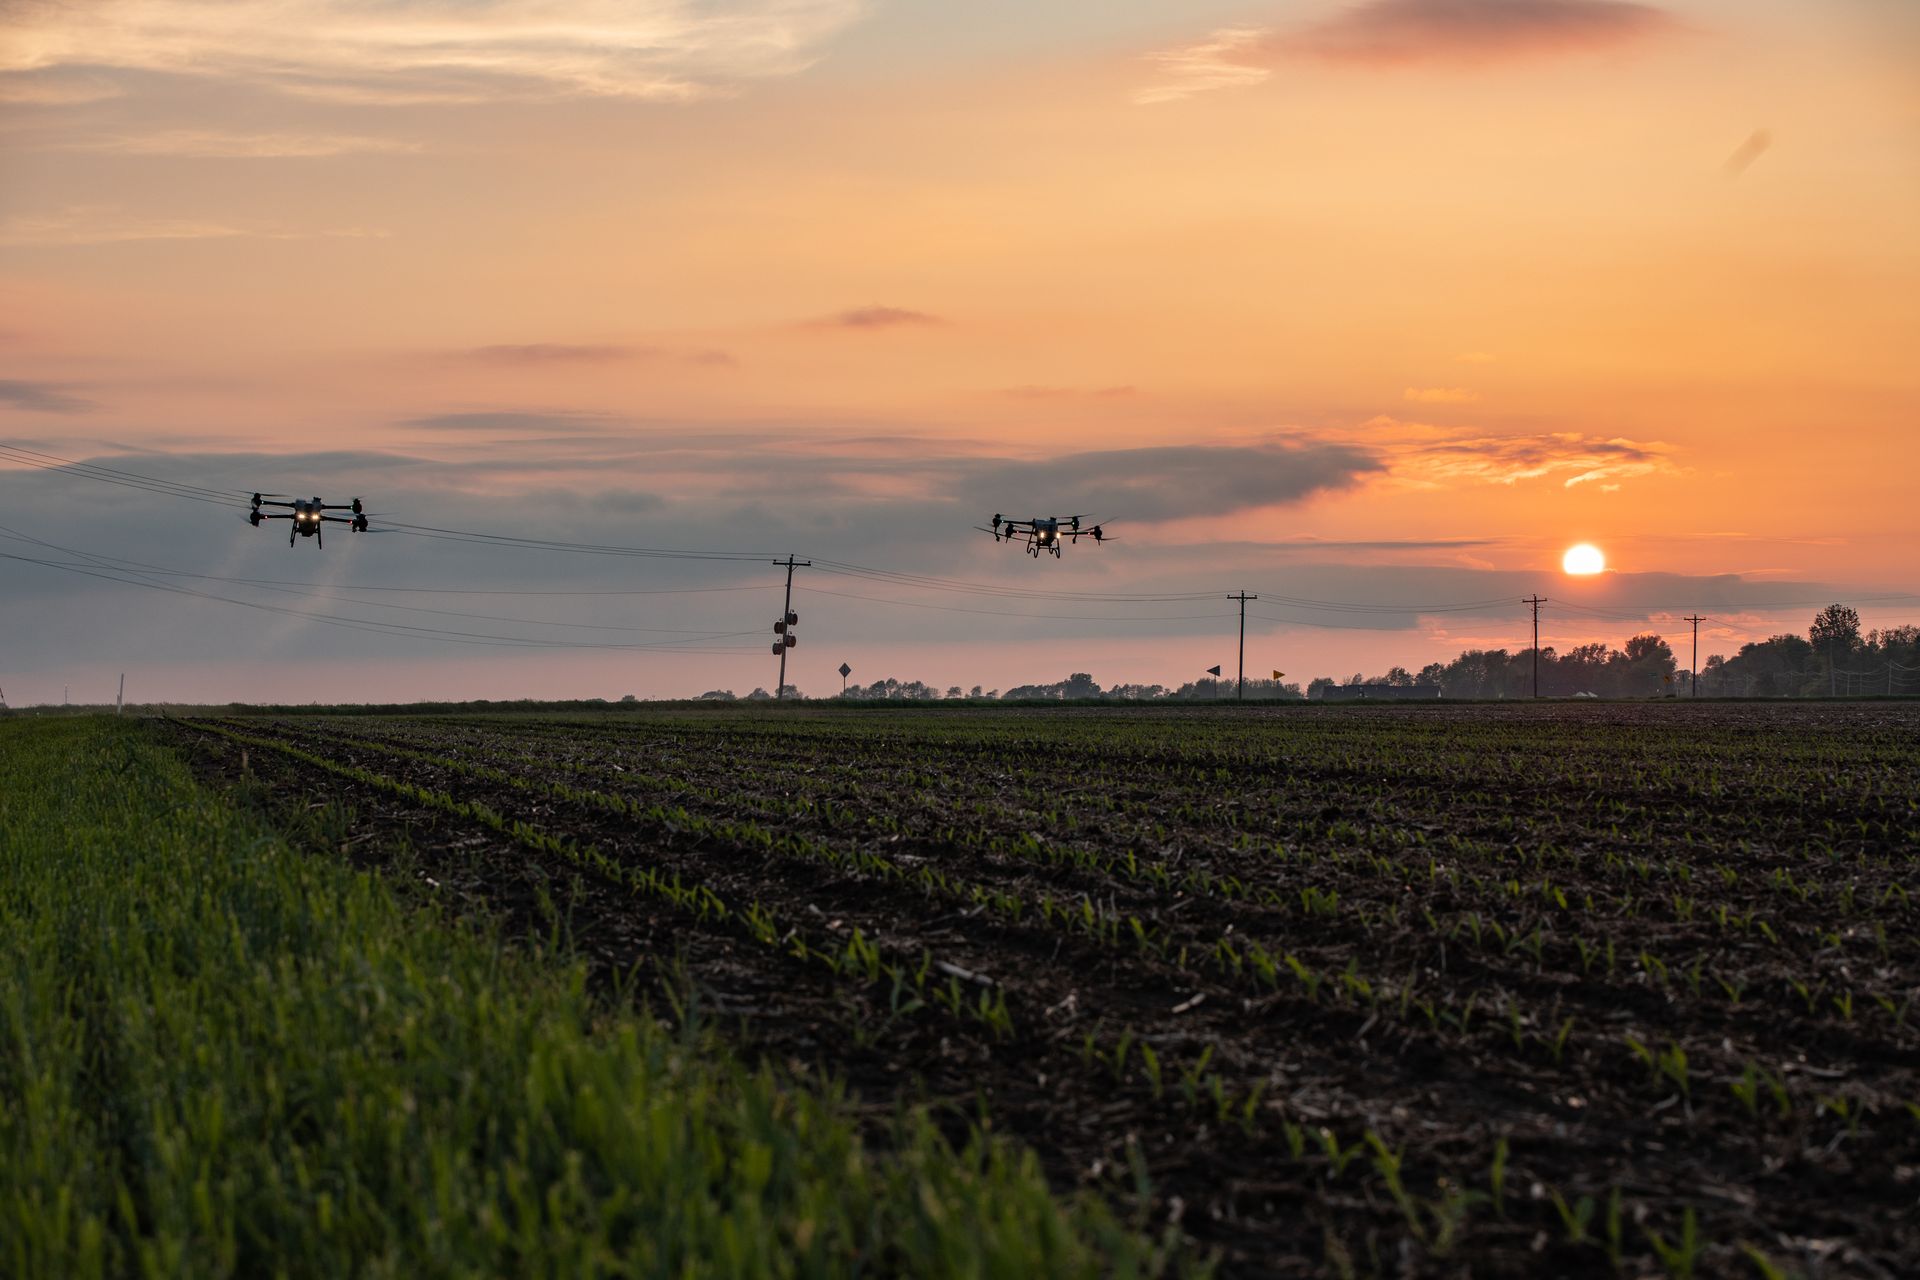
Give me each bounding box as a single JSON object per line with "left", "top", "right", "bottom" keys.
{"left": 161, "top": 701, "right": 1920, "bottom": 1278}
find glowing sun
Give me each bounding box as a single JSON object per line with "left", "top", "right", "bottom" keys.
{"left": 1562, "top": 543, "right": 1606, "bottom": 575}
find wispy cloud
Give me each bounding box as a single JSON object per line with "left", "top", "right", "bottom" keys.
{"left": 0, "top": 1, "right": 868, "bottom": 103}
{"left": 399, "top": 411, "right": 616, "bottom": 433}
{"left": 1404, "top": 386, "right": 1480, "bottom": 404}
{"left": 0, "top": 209, "right": 389, "bottom": 247}
{"left": 1259, "top": 536, "right": 1503, "bottom": 551}
{"left": 65, "top": 132, "right": 423, "bottom": 159}
{"left": 1137, "top": 1, "right": 1675, "bottom": 101}
{"left": 461, "top": 345, "right": 641, "bottom": 366}
{"left": 966, "top": 442, "right": 1382, "bottom": 522}
{"left": 1134, "top": 27, "right": 1270, "bottom": 105}
{"left": 0, "top": 71, "right": 124, "bottom": 105}
{"left": 1284, "top": 0, "right": 1675, "bottom": 66}
{"left": 452, "top": 344, "right": 737, "bottom": 367}
{"left": 275, "top": 81, "right": 494, "bottom": 107}
{"left": 0, "top": 380, "right": 96, "bottom": 414}
{"left": 376, "top": 426, "right": 1382, "bottom": 522}
{"left": 807, "top": 306, "right": 944, "bottom": 331}
{"left": 999, "top": 385, "right": 1136, "bottom": 399}
{"left": 1370, "top": 419, "right": 1681, "bottom": 489}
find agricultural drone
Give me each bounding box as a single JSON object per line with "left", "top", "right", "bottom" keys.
{"left": 247, "top": 493, "right": 369, "bottom": 547}
{"left": 978, "top": 513, "right": 1111, "bottom": 559}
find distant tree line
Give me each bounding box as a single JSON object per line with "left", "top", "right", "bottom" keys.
{"left": 683, "top": 605, "right": 1917, "bottom": 704}
{"left": 1309, "top": 606, "right": 1918, "bottom": 699}
{"left": 1700, "top": 606, "right": 1919, "bottom": 697}
{"left": 1310, "top": 631, "right": 1682, "bottom": 700}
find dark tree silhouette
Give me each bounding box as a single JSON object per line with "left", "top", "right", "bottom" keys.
{"left": 1810, "top": 604, "right": 1862, "bottom": 651}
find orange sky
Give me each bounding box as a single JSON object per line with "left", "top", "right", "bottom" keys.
{"left": 2, "top": 0, "right": 1917, "bottom": 702}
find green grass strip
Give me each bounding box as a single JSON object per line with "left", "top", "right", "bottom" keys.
{"left": 0, "top": 717, "right": 1185, "bottom": 1279}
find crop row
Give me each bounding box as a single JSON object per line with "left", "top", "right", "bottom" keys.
{"left": 221, "top": 719, "right": 1918, "bottom": 1134}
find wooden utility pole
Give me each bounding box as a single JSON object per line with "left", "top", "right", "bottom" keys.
{"left": 771, "top": 556, "right": 810, "bottom": 699}
{"left": 1523, "top": 596, "right": 1548, "bottom": 698}
{"left": 1684, "top": 615, "right": 1705, "bottom": 697}
{"left": 1227, "top": 592, "right": 1257, "bottom": 700}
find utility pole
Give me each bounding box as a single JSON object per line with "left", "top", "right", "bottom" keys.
{"left": 1227, "top": 592, "right": 1257, "bottom": 701}
{"left": 1683, "top": 615, "right": 1704, "bottom": 697}
{"left": 771, "top": 556, "right": 810, "bottom": 700}
{"left": 117, "top": 673, "right": 125, "bottom": 715}
{"left": 1523, "top": 596, "right": 1547, "bottom": 698}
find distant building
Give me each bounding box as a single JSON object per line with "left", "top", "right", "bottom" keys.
{"left": 1317, "top": 683, "right": 1442, "bottom": 702}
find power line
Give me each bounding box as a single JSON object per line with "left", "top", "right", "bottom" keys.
{"left": 0, "top": 441, "right": 779, "bottom": 564}
{"left": 0, "top": 525, "right": 759, "bottom": 636}
{"left": 379, "top": 521, "right": 778, "bottom": 563}
{"left": 808, "top": 561, "right": 1221, "bottom": 604}
{"left": 807, "top": 584, "right": 1238, "bottom": 622}
{"left": 1552, "top": 593, "right": 1920, "bottom": 620}
{"left": 0, "top": 547, "right": 765, "bottom": 654}
{"left": 0, "top": 442, "right": 245, "bottom": 504}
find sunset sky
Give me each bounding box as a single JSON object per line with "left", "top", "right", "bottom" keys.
{"left": 3, "top": 0, "right": 1917, "bottom": 703}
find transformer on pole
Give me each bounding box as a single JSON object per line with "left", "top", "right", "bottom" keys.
{"left": 771, "top": 556, "right": 811, "bottom": 699}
